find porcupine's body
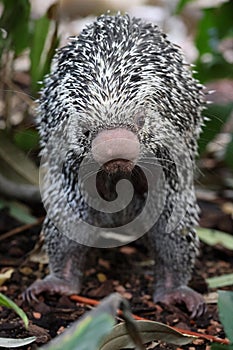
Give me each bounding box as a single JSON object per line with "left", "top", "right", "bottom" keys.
{"left": 25, "top": 14, "right": 205, "bottom": 317}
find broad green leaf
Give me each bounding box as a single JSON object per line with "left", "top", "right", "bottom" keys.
{"left": 0, "top": 0, "right": 30, "bottom": 55}
{"left": 218, "top": 290, "right": 233, "bottom": 343}
{"left": 195, "top": 2, "right": 233, "bottom": 82}
{"left": 99, "top": 320, "right": 195, "bottom": 350}
{"left": 30, "top": 15, "right": 51, "bottom": 92}
{"left": 42, "top": 313, "right": 115, "bottom": 350}
{"left": 0, "top": 130, "right": 39, "bottom": 185}
{"left": 14, "top": 129, "right": 39, "bottom": 153}
{"left": 30, "top": 11, "right": 59, "bottom": 94}
{"left": 207, "top": 274, "right": 233, "bottom": 289}
{"left": 199, "top": 103, "right": 233, "bottom": 155}
{"left": 197, "top": 227, "right": 233, "bottom": 250}
{"left": 0, "top": 293, "right": 29, "bottom": 329}
{"left": 0, "top": 199, "right": 37, "bottom": 224}
{"left": 40, "top": 294, "right": 126, "bottom": 350}
{"left": 0, "top": 336, "right": 36, "bottom": 348}
{"left": 212, "top": 344, "right": 233, "bottom": 350}
{"left": 175, "top": 0, "right": 191, "bottom": 13}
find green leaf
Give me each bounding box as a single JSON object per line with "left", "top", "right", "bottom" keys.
{"left": 198, "top": 103, "right": 233, "bottom": 155}
{"left": 42, "top": 313, "right": 115, "bottom": 350}
{"left": 195, "top": 2, "right": 233, "bottom": 83}
{"left": 13, "top": 129, "right": 39, "bottom": 153}
{"left": 0, "top": 293, "right": 29, "bottom": 329}
{"left": 175, "top": 0, "right": 192, "bottom": 13}
{"left": 0, "top": 0, "right": 30, "bottom": 55}
{"left": 30, "top": 15, "right": 51, "bottom": 92}
{"left": 212, "top": 344, "right": 233, "bottom": 350}
{"left": 207, "top": 274, "right": 233, "bottom": 289}
{"left": 99, "top": 320, "right": 195, "bottom": 349}
{"left": 0, "top": 336, "right": 36, "bottom": 348}
{"left": 218, "top": 290, "right": 233, "bottom": 343}
{"left": 0, "top": 199, "right": 37, "bottom": 224}
{"left": 197, "top": 227, "right": 233, "bottom": 250}
{"left": 40, "top": 294, "right": 124, "bottom": 350}
{"left": 30, "top": 12, "right": 59, "bottom": 94}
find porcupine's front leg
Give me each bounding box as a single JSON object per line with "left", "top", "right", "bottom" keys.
{"left": 148, "top": 227, "right": 205, "bottom": 318}
{"left": 23, "top": 218, "right": 88, "bottom": 302}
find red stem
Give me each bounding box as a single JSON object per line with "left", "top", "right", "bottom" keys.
{"left": 70, "top": 294, "right": 230, "bottom": 345}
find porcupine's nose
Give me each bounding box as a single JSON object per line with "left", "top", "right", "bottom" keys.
{"left": 91, "top": 128, "right": 140, "bottom": 173}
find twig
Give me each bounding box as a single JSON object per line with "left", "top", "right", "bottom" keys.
{"left": 70, "top": 294, "right": 230, "bottom": 345}
{"left": 0, "top": 217, "right": 44, "bottom": 241}
{"left": 0, "top": 173, "right": 40, "bottom": 202}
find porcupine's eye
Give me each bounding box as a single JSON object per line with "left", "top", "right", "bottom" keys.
{"left": 134, "top": 111, "right": 145, "bottom": 129}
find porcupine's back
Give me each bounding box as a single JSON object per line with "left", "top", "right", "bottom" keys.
{"left": 37, "top": 14, "right": 205, "bottom": 245}
{"left": 37, "top": 14, "right": 205, "bottom": 149}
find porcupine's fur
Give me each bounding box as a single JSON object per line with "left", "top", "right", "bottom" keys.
{"left": 26, "top": 14, "right": 206, "bottom": 315}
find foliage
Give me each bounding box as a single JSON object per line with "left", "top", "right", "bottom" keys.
{"left": 0, "top": 336, "right": 36, "bottom": 348}
{"left": 197, "top": 227, "right": 233, "bottom": 251}
{"left": 0, "top": 0, "right": 59, "bottom": 93}
{"left": 0, "top": 0, "right": 30, "bottom": 56}
{"left": 0, "top": 0, "right": 59, "bottom": 190}
{"left": 40, "top": 293, "right": 194, "bottom": 350}
{"left": 195, "top": 1, "right": 233, "bottom": 169}
{"left": 211, "top": 290, "right": 233, "bottom": 350}
{"left": 30, "top": 14, "right": 59, "bottom": 93}
{"left": 195, "top": 1, "right": 233, "bottom": 83}
{"left": 40, "top": 293, "right": 145, "bottom": 350}
{"left": 99, "top": 320, "right": 195, "bottom": 349}
{"left": 177, "top": 0, "right": 233, "bottom": 168}
{"left": 0, "top": 0, "right": 232, "bottom": 166}
{"left": 198, "top": 103, "right": 233, "bottom": 155}
{"left": 0, "top": 2, "right": 233, "bottom": 348}
{"left": 0, "top": 292, "right": 29, "bottom": 328}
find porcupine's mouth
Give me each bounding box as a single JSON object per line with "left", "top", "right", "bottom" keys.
{"left": 102, "top": 159, "right": 135, "bottom": 174}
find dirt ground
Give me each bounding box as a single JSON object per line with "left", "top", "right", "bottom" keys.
{"left": 0, "top": 165, "right": 233, "bottom": 350}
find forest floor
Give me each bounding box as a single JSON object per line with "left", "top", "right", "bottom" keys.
{"left": 0, "top": 162, "right": 233, "bottom": 350}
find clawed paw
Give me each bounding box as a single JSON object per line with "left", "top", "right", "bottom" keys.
{"left": 22, "top": 275, "right": 80, "bottom": 303}
{"left": 153, "top": 285, "right": 206, "bottom": 318}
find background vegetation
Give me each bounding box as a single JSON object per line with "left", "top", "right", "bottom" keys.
{"left": 0, "top": 0, "right": 232, "bottom": 185}
{"left": 0, "top": 0, "right": 233, "bottom": 348}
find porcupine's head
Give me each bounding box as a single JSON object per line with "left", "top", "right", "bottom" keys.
{"left": 38, "top": 13, "right": 205, "bottom": 220}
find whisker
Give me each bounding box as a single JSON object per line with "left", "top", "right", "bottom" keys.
{"left": 140, "top": 156, "right": 190, "bottom": 169}
{"left": 2, "top": 88, "right": 36, "bottom": 106}
{"left": 140, "top": 157, "right": 183, "bottom": 172}
{"left": 80, "top": 169, "right": 100, "bottom": 183}
{"left": 139, "top": 161, "right": 179, "bottom": 179}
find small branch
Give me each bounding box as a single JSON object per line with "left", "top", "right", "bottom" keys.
{"left": 0, "top": 173, "right": 41, "bottom": 202}
{"left": 0, "top": 217, "right": 44, "bottom": 241}
{"left": 70, "top": 294, "right": 230, "bottom": 345}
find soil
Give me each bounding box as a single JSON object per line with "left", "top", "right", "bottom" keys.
{"left": 0, "top": 166, "right": 233, "bottom": 350}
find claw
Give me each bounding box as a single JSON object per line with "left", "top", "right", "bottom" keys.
{"left": 22, "top": 275, "right": 81, "bottom": 303}
{"left": 153, "top": 285, "right": 206, "bottom": 318}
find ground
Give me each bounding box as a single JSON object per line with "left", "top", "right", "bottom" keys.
{"left": 0, "top": 173, "right": 233, "bottom": 350}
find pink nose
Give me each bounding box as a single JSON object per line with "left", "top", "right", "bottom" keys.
{"left": 92, "top": 128, "right": 140, "bottom": 165}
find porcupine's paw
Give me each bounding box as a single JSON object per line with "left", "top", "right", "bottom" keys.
{"left": 153, "top": 285, "right": 206, "bottom": 318}
{"left": 22, "top": 275, "right": 81, "bottom": 303}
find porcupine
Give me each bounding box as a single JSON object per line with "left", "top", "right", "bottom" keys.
{"left": 24, "top": 14, "right": 206, "bottom": 317}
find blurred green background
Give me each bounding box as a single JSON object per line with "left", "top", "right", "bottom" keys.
{"left": 0, "top": 0, "right": 232, "bottom": 195}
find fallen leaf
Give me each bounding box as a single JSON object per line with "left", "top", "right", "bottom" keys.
{"left": 0, "top": 268, "right": 14, "bottom": 286}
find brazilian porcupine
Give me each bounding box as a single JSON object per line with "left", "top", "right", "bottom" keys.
{"left": 24, "top": 14, "right": 206, "bottom": 317}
